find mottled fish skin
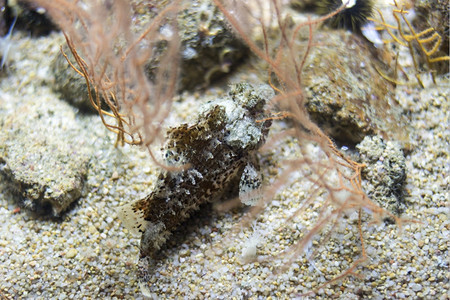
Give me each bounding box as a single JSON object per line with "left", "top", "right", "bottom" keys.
{"left": 139, "top": 105, "right": 251, "bottom": 258}
{"left": 118, "top": 83, "right": 274, "bottom": 290}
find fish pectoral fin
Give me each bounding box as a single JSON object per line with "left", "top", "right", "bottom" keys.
{"left": 239, "top": 163, "right": 263, "bottom": 206}
{"left": 116, "top": 199, "right": 150, "bottom": 236}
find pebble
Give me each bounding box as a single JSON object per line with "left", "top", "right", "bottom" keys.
{"left": 65, "top": 249, "right": 78, "bottom": 259}
{"left": 410, "top": 283, "right": 423, "bottom": 292}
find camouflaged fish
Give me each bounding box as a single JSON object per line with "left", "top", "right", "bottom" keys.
{"left": 117, "top": 82, "right": 274, "bottom": 292}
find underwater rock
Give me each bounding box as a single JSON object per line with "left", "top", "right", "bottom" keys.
{"left": 7, "top": 0, "right": 57, "bottom": 36}
{"left": 138, "top": 0, "right": 247, "bottom": 90}
{"left": 356, "top": 135, "right": 407, "bottom": 215}
{"left": 290, "top": 0, "right": 317, "bottom": 12}
{"left": 0, "top": 2, "right": 13, "bottom": 71}
{"left": 0, "top": 95, "right": 91, "bottom": 216}
{"left": 0, "top": 0, "right": 6, "bottom": 36}
{"left": 303, "top": 30, "right": 409, "bottom": 146}
{"left": 117, "top": 82, "right": 273, "bottom": 293}
{"left": 51, "top": 0, "right": 247, "bottom": 111}
{"left": 412, "top": 0, "right": 449, "bottom": 74}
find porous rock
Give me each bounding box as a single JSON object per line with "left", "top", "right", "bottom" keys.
{"left": 7, "top": 0, "right": 57, "bottom": 36}
{"left": 137, "top": 0, "right": 247, "bottom": 90}
{"left": 412, "top": 0, "right": 449, "bottom": 74}
{"left": 303, "top": 30, "right": 410, "bottom": 146}
{"left": 0, "top": 0, "right": 7, "bottom": 36}
{"left": 356, "top": 135, "right": 407, "bottom": 215}
{"left": 0, "top": 95, "right": 92, "bottom": 216}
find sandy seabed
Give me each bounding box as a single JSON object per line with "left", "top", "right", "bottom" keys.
{"left": 0, "top": 12, "right": 449, "bottom": 300}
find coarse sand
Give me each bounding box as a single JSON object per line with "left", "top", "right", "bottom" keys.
{"left": 0, "top": 17, "right": 448, "bottom": 300}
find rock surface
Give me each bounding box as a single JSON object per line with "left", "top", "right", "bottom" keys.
{"left": 6, "top": 0, "right": 57, "bottom": 36}
{"left": 50, "top": 0, "right": 248, "bottom": 113}
{"left": 413, "top": 0, "right": 449, "bottom": 74}
{"left": 0, "top": 92, "right": 92, "bottom": 215}
{"left": 139, "top": 0, "right": 247, "bottom": 90}
{"left": 357, "top": 135, "right": 407, "bottom": 215}
{"left": 303, "top": 30, "right": 410, "bottom": 146}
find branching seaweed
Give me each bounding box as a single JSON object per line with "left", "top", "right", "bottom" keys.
{"left": 214, "top": 0, "right": 411, "bottom": 295}
{"left": 368, "top": 0, "right": 450, "bottom": 87}
{"left": 29, "top": 0, "right": 182, "bottom": 166}
{"left": 60, "top": 37, "right": 135, "bottom": 147}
